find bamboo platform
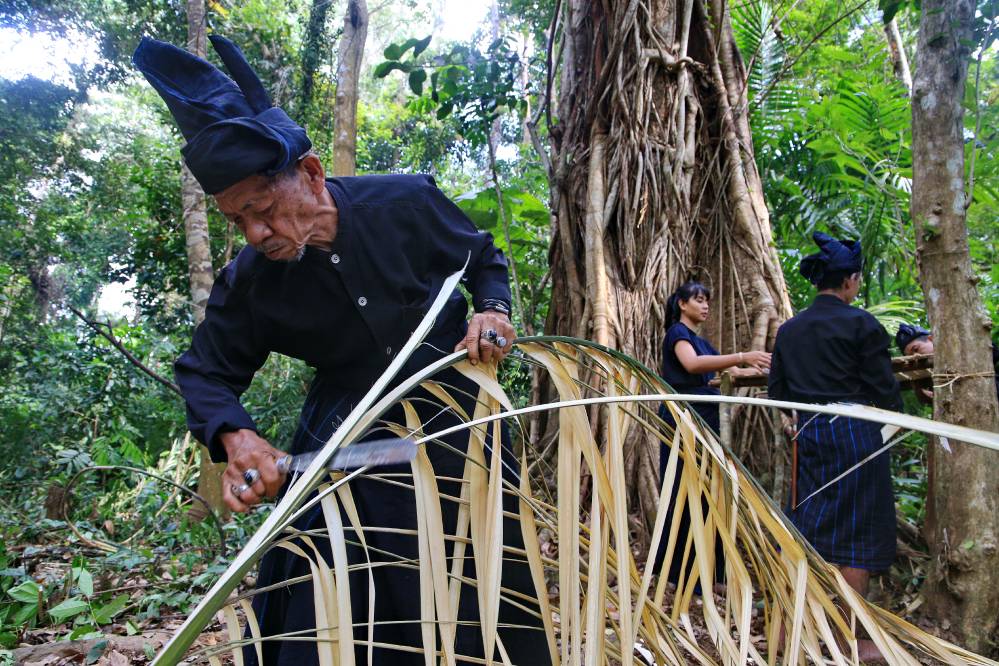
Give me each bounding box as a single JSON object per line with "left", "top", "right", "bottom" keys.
{"left": 710, "top": 353, "right": 934, "bottom": 390}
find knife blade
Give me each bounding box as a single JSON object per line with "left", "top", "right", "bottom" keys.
{"left": 275, "top": 437, "right": 416, "bottom": 475}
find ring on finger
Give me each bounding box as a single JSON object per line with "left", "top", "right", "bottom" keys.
{"left": 480, "top": 328, "right": 498, "bottom": 343}
{"left": 243, "top": 468, "right": 260, "bottom": 486}
{"left": 495, "top": 336, "right": 507, "bottom": 348}
{"left": 233, "top": 483, "right": 250, "bottom": 496}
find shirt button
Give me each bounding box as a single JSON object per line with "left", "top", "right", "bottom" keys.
{"left": 358, "top": 296, "right": 368, "bottom": 307}
{"left": 386, "top": 346, "right": 392, "bottom": 355}
{"left": 330, "top": 253, "right": 340, "bottom": 264}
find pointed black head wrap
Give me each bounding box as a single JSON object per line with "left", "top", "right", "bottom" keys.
{"left": 132, "top": 35, "right": 312, "bottom": 194}
{"left": 798, "top": 231, "right": 863, "bottom": 285}
{"left": 895, "top": 323, "right": 931, "bottom": 353}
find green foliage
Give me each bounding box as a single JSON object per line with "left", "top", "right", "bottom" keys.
{"left": 0, "top": 0, "right": 994, "bottom": 646}
{"left": 750, "top": 0, "right": 998, "bottom": 327}
{"left": 376, "top": 37, "right": 526, "bottom": 147}
{"left": 878, "top": 0, "right": 920, "bottom": 23}
{"left": 356, "top": 97, "right": 471, "bottom": 174}
{"left": 454, "top": 178, "right": 551, "bottom": 332}
{"left": 732, "top": 0, "right": 796, "bottom": 132}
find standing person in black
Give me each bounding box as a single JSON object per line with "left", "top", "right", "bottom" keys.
{"left": 768, "top": 232, "right": 901, "bottom": 663}
{"left": 133, "top": 36, "right": 548, "bottom": 665}
{"left": 656, "top": 281, "right": 770, "bottom": 588}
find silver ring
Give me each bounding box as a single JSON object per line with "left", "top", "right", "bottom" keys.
{"left": 481, "top": 328, "right": 498, "bottom": 342}
{"left": 495, "top": 336, "right": 507, "bottom": 348}
{"left": 234, "top": 483, "right": 250, "bottom": 496}
{"left": 243, "top": 468, "right": 260, "bottom": 485}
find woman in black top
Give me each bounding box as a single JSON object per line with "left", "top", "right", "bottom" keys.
{"left": 656, "top": 281, "right": 770, "bottom": 588}
{"left": 660, "top": 281, "right": 771, "bottom": 431}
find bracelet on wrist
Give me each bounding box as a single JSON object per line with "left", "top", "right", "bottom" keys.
{"left": 480, "top": 298, "right": 511, "bottom": 317}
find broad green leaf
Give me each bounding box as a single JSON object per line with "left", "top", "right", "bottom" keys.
{"left": 70, "top": 626, "right": 102, "bottom": 641}
{"left": 73, "top": 566, "right": 94, "bottom": 598}
{"left": 6, "top": 580, "right": 39, "bottom": 604}
{"left": 84, "top": 638, "right": 108, "bottom": 664}
{"left": 410, "top": 35, "right": 433, "bottom": 57}
{"left": 93, "top": 594, "right": 130, "bottom": 624}
{"left": 878, "top": 0, "right": 907, "bottom": 22}
{"left": 383, "top": 43, "right": 403, "bottom": 61}
{"left": 12, "top": 602, "right": 38, "bottom": 625}
{"left": 408, "top": 69, "right": 427, "bottom": 96}
{"left": 373, "top": 61, "right": 407, "bottom": 78}
{"left": 48, "top": 596, "right": 90, "bottom": 622}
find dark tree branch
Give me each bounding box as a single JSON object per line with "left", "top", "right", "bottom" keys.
{"left": 67, "top": 305, "right": 183, "bottom": 398}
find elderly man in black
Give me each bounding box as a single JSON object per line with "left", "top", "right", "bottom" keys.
{"left": 768, "top": 232, "right": 901, "bottom": 662}
{"left": 134, "top": 35, "right": 547, "bottom": 665}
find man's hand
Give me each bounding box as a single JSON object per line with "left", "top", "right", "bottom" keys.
{"left": 780, "top": 412, "right": 798, "bottom": 439}
{"left": 219, "top": 429, "right": 285, "bottom": 513}
{"left": 456, "top": 310, "right": 516, "bottom": 365}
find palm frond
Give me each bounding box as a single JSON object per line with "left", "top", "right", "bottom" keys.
{"left": 866, "top": 300, "right": 926, "bottom": 335}
{"left": 154, "top": 315, "right": 998, "bottom": 664}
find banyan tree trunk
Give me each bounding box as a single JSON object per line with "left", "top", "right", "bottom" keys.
{"left": 542, "top": 0, "right": 792, "bottom": 539}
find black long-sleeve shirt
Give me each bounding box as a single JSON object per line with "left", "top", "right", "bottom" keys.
{"left": 174, "top": 174, "right": 511, "bottom": 460}
{"left": 768, "top": 294, "right": 902, "bottom": 411}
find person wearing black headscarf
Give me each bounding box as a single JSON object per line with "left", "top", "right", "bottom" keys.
{"left": 768, "top": 232, "right": 901, "bottom": 662}
{"left": 133, "top": 36, "right": 547, "bottom": 665}
{"left": 895, "top": 323, "right": 932, "bottom": 357}
{"left": 896, "top": 323, "right": 999, "bottom": 399}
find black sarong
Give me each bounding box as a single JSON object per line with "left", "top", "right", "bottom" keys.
{"left": 788, "top": 412, "right": 895, "bottom": 571}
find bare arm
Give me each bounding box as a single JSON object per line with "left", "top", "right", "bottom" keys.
{"left": 674, "top": 340, "right": 771, "bottom": 374}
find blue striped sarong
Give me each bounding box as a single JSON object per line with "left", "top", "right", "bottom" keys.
{"left": 789, "top": 413, "right": 896, "bottom": 571}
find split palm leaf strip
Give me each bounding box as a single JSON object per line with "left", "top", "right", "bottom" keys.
{"left": 154, "top": 283, "right": 999, "bottom": 665}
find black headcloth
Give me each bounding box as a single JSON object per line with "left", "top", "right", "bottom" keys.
{"left": 132, "top": 35, "right": 312, "bottom": 194}
{"left": 895, "top": 323, "right": 931, "bottom": 353}
{"left": 799, "top": 231, "right": 863, "bottom": 285}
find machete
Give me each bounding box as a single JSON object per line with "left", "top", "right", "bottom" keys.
{"left": 274, "top": 436, "right": 416, "bottom": 475}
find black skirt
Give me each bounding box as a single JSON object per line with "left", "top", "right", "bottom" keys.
{"left": 788, "top": 412, "right": 896, "bottom": 571}
{"left": 245, "top": 335, "right": 550, "bottom": 665}
{"left": 655, "top": 398, "right": 725, "bottom": 590}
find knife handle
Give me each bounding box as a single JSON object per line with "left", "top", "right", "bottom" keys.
{"left": 276, "top": 455, "right": 293, "bottom": 475}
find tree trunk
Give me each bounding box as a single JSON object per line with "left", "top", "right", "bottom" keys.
{"left": 544, "top": 0, "right": 791, "bottom": 539}
{"left": 181, "top": 164, "right": 213, "bottom": 324}
{"left": 299, "top": 0, "right": 333, "bottom": 116}
{"left": 883, "top": 17, "right": 913, "bottom": 93}
{"left": 911, "top": 0, "right": 999, "bottom": 652}
{"left": 184, "top": 0, "right": 227, "bottom": 519}
{"left": 332, "top": 0, "right": 368, "bottom": 176}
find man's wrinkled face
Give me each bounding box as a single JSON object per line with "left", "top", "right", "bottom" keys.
{"left": 904, "top": 336, "right": 934, "bottom": 356}
{"left": 215, "top": 169, "right": 315, "bottom": 262}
